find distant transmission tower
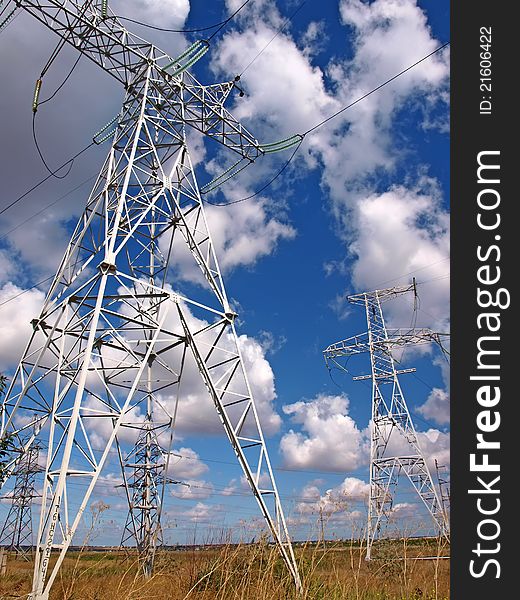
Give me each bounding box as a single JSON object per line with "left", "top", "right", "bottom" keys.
{"left": 119, "top": 418, "right": 170, "bottom": 576}
{"left": 323, "top": 283, "right": 450, "bottom": 559}
{"left": 0, "top": 442, "right": 41, "bottom": 559}
{"left": 435, "top": 459, "right": 450, "bottom": 525}
{"left": 0, "top": 2, "right": 301, "bottom": 598}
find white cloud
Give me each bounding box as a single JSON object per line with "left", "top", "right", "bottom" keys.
{"left": 297, "top": 477, "right": 370, "bottom": 517}
{"left": 182, "top": 501, "right": 223, "bottom": 522}
{"left": 0, "top": 283, "right": 45, "bottom": 371}
{"left": 204, "top": 200, "right": 296, "bottom": 275}
{"left": 0, "top": 251, "right": 16, "bottom": 284}
{"left": 166, "top": 447, "right": 209, "bottom": 479}
{"left": 417, "top": 387, "right": 450, "bottom": 426}
{"left": 213, "top": 3, "right": 336, "bottom": 142}
{"left": 112, "top": 0, "right": 190, "bottom": 29}
{"left": 279, "top": 391, "right": 449, "bottom": 475}
{"left": 280, "top": 393, "right": 369, "bottom": 472}
{"left": 348, "top": 182, "right": 449, "bottom": 326}
{"left": 170, "top": 479, "right": 214, "bottom": 500}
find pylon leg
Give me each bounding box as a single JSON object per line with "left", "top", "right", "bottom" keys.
{"left": 1, "top": 68, "right": 300, "bottom": 598}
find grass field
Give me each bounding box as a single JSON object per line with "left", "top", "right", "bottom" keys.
{"left": 0, "top": 538, "right": 450, "bottom": 600}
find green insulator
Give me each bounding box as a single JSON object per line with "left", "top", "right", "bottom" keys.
{"left": 259, "top": 134, "right": 303, "bottom": 153}
{"left": 93, "top": 128, "right": 116, "bottom": 145}
{"left": 101, "top": 0, "right": 108, "bottom": 18}
{"left": 163, "top": 40, "right": 209, "bottom": 76}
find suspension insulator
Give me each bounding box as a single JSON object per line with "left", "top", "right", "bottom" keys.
{"left": 93, "top": 114, "right": 119, "bottom": 144}
{"left": 101, "top": 0, "right": 108, "bottom": 18}
{"left": 163, "top": 40, "right": 210, "bottom": 78}
{"left": 32, "top": 79, "right": 42, "bottom": 114}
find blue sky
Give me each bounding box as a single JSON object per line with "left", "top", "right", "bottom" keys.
{"left": 0, "top": 0, "right": 450, "bottom": 545}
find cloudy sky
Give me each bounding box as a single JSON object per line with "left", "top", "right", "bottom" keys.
{"left": 0, "top": 0, "right": 449, "bottom": 544}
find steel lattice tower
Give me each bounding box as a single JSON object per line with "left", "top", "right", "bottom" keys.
{"left": 0, "top": 2, "right": 301, "bottom": 598}
{"left": 323, "top": 284, "right": 450, "bottom": 559}
{"left": 0, "top": 443, "right": 41, "bottom": 559}
{"left": 119, "top": 418, "right": 170, "bottom": 576}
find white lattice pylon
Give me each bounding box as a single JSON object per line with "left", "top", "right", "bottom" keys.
{"left": 324, "top": 285, "right": 450, "bottom": 559}
{"left": 0, "top": 64, "right": 300, "bottom": 598}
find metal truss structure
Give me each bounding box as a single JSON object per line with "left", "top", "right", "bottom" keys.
{"left": 0, "top": 2, "right": 301, "bottom": 597}
{"left": 0, "top": 442, "right": 41, "bottom": 559}
{"left": 323, "top": 284, "right": 450, "bottom": 559}
{"left": 435, "top": 459, "right": 450, "bottom": 526}
{"left": 119, "top": 416, "right": 170, "bottom": 577}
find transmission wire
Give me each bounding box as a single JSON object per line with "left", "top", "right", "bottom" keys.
{"left": 0, "top": 174, "right": 97, "bottom": 243}
{"left": 117, "top": 0, "right": 252, "bottom": 35}
{"left": 205, "top": 41, "right": 449, "bottom": 207}
{"left": 203, "top": 137, "right": 303, "bottom": 206}
{"left": 239, "top": 1, "right": 306, "bottom": 76}
{"left": 0, "top": 141, "right": 95, "bottom": 217}
{"left": 0, "top": 275, "right": 55, "bottom": 310}
{"left": 207, "top": 0, "right": 253, "bottom": 41}
{"left": 38, "top": 54, "right": 82, "bottom": 107}
{"left": 32, "top": 113, "right": 75, "bottom": 179}
{"left": 302, "top": 41, "right": 450, "bottom": 136}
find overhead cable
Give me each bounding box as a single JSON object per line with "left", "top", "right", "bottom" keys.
{"left": 204, "top": 41, "right": 450, "bottom": 206}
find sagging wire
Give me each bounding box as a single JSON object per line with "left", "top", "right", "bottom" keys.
{"left": 207, "top": 0, "right": 253, "bottom": 42}
{"left": 32, "top": 113, "right": 74, "bottom": 179}
{"left": 203, "top": 136, "right": 303, "bottom": 206}
{"left": 0, "top": 114, "right": 118, "bottom": 217}
{"left": 117, "top": 0, "right": 252, "bottom": 35}
{"left": 239, "top": 1, "right": 306, "bottom": 77}
{"left": 36, "top": 54, "right": 82, "bottom": 108}
{"left": 29, "top": 0, "right": 96, "bottom": 175}
{"left": 203, "top": 42, "right": 449, "bottom": 207}
{"left": 326, "top": 355, "right": 352, "bottom": 391}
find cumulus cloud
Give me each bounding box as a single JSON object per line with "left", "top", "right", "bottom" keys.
{"left": 279, "top": 392, "right": 449, "bottom": 473}
{"left": 182, "top": 501, "right": 223, "bottom": 523}
{"left": 170, "top": 480, "right": 214, "bottom": 500}
{"left": 167, "top": 447, "right": 209, "bottom": 479}
{"left": 348, "top": 181, "right": 449, "bottom": 326}
{"left": 0, "top": 283, "right": 45, "bottom": 371}
{"left": 417, "top": 387, "right": 450, "bottom": 426}
{"left": 297, "top": 477, "right": 370, "bottom": 517}
{"left": 112, "top": 0, "right": 190, "bottom": 29}
{"left": 280, "top": 393, "right": 369, "bottom": 472}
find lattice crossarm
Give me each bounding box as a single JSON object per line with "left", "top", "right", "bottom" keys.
{"left": 19, "top": 0, "right": 265, "bottom": 159}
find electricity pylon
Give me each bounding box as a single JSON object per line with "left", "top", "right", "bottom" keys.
{"left": 119, "top": 418, "right": 170, "bottom": 576}
{"left": 0, "top": 442, "right": 41, "bottom": 558}
{"left": 323, "top": 283, "right": 450, "bottom": 559}
{"left": 435, "top": 459, "right": 450, "bottom": 526}
{"left": 0, "top": 2, "right": 301, "bottom": 597}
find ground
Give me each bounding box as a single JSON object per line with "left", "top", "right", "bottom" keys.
{"left": 0, "top": 538, "right": 450, "bottom": 599}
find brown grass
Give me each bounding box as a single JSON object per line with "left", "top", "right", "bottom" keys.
{"left": 0, "top": 538, "right": 449, "bottom": 600}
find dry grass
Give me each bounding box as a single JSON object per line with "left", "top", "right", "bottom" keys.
{"left": 0, "top": 538, "right": 449, "bottom": 600}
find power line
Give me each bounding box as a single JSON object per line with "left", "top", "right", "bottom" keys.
{"left": 117, "top": 0, "right": 252, "bottom": 35}
{"left": 0, "top": 174, "right": 97, "bottom": 244}
{"left": 0, "top": 275, "right": 54, "bottom": 309}
{"left": 38, "top": 53, "right": 82, "bottom": 107}
{"left": 32, "top": 113, "right": 75, "bottom": 179}
{"left": 302, "top": 42, "right": 450, "bottom": 136}
{"left": 239, "top": 1, "right": 306, "bottom": 76}
{"left": 372, "top": 257, "right": 450, "bottom": 288}
{"left": 207, "top": 0, "right": 253, "bottom": 42}
{"left": 205, "top": 41, "right": 449, "bottom": 206}
{"left": 0, "top": 141, "right": 95, "bottom": 217}
{"left": 204, "top": 137, "right": 303, "bottom": 206}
